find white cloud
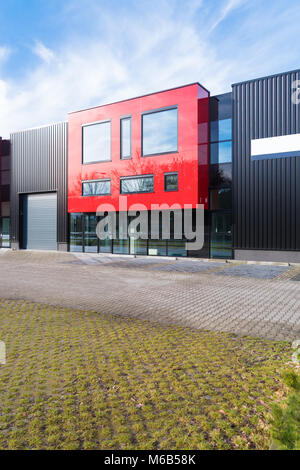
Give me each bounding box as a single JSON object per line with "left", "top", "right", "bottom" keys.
{"left": 208, "top": 0, "right": 245, "bottom": 33}
{"left": 33, "top": 41, "right": 55, "bottom": 63}
{"left": 0, "top": 0, "right": 300, "bottom": 138}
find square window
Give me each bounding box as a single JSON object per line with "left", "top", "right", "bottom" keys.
{"left": 164, "top": 172, "right": 178, "bottom": 191}
{"left": 142, "top": 107, "right": 178, "bottom": 156}
{"left": 82, "top": 121, "right": 111, "bottom": 164}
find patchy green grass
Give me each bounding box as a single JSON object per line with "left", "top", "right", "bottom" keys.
{"left": 0, "top": 299, "right": 291, "bottom": 450}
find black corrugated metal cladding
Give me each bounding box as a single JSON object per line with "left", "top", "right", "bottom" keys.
{"left": 10, "top": 122, "right": 68, "bottom": 249}
{"left": 232, "top": 70, "right": 300, "bottom": 251}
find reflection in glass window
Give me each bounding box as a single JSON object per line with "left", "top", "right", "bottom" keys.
{"left": 210, "top": 212, "right": 232, "bottom": 259}
{"left": 210, "top": 141, "right": 232, "bottom": 164}
{"left": 167, "top": 240, "right": 187, "bottom": 257}
{"left": 120, "top": 175, "right": 154, "bottom": 194}
{"left": 82, "top": 179, "right": 111, "bottom": 196}
{"left": 142, "top": 108, "right": 178, "bottom": 156}
{"left": 120, "top": 117, "right": 131, "bottom": 159}
{"left": 70, "top": 213, "right": 83, "bottom": 252}
{"left": 210, "top": 188, "right": 232, "bottom": 210}
{"left": 84, "top": 214, "right": 98, "bottom": 253}
{"left": 210, "top": 119, "right": 232, "bottom": 142}
{"left": 164, "top": 172, "right": 178, "bottom": 191}
{"left": 210, "top": 163, "right": 232, "bottom": 187}
{"left": 83, "top": 121, "right": 111, "bottom": 163}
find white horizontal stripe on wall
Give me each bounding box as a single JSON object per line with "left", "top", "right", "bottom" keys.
{"left": 251, "top": 133, "right": 300, "bottom": 160}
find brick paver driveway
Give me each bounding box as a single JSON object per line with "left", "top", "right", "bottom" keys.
{"left": 0, "top": 250, "right": 299, "bottom": 341}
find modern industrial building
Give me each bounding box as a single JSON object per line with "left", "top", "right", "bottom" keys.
{"left": 1, "top": 68, "right": 300, "bottom": 262}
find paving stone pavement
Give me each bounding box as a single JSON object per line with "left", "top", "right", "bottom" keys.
{"left": 0, "top": 250, "right": 299, "bottom": 341}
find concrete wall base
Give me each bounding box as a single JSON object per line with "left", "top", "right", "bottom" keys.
{"left": 234, "top": 249, "right": 300, "bottom": 263}
{"left": 57, "top": 243, "right": 68, "bottom": 252}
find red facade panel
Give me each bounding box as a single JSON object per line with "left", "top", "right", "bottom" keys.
{"left": 68, "top": 83, "right": 209, "bottom": 213}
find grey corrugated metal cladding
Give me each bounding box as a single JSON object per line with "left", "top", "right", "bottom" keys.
{"left": 232, "top": 70, "right": 300, "bottom": 251}
{"left": 10, "top": 122, "right": 68, "bottom": 248}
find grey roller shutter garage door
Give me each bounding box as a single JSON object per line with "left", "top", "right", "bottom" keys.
{"left": 23, "top": 193, "right": 57, "bottom": 250}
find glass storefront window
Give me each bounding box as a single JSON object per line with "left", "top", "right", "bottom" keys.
{"left": 142, "top": 107, "right": 178, "bottom": 156}
{"left": 210, "top": 141, "right": 232, "bottom": 164}
{"left": 210, "top": 212, "right": 232, "bottom": 259}
{"left": 70, "top": 214, "right": 83, "bottom": 252}
{"left": 210, "top": 119, "right": 232, "bottom": 142}
{"left": 148, "top": 239, "right": 167, "bottom": 256}
{"left": 0, "top": 217, "right": 10, "bottom": 247}
{"left": 167, "top": 240, "right": 187, "bottom": 257}
{"left": 210, "top": 188, "right": 232, "bottom": 210}
{"left": 84, "top": 214, "right": 98, "bottom": 253}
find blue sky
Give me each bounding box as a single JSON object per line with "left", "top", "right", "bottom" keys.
{"left": 1, "top": 0, "right": 300, "bottom": 137}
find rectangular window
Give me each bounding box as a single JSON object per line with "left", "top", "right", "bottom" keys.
{"left": 120, "top": 117, "right": 131, "bottom": 159}
{"left": 210, "top": 141, "right": 232, "bottom": 164}
{"left": 120, "top": 175, "right": 154, "bottom": 194}
{"left": 210, "top": 188, "right": 232, "bottom": 210}
{"left": 210, "top": 119, "right": 232, "bottom": 142}
{"left": 82, "top": 121, "right": 111, "bottom": 164}
{"left": 142, "top": 107, "right": 178, "bottom": 156}
{"left": 82, "top": 179, "right": 111, "bottom": 196}
{"left": 210, "top": 163, "right": 232, "bottom": 187}
{"left": 164, "top": 172, "right": 178, "bottom": 191}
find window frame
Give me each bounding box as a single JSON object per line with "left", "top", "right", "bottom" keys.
{"left": 82, "top": 178, "right": 111, "bottom": 197}
{"left": 164, "top": 171, "right": 178, "bottom": 192}
{"left": 120, "top": 174, "right": 154, "bottom": 195}
{"left": 141, "top": 105, "right": 178, "bottom": 157}
{"left": 120, "top": 115, "right": 132, "bottom": 160}
{"left": 82, "top": 119, "right": 111, "bottom": 165}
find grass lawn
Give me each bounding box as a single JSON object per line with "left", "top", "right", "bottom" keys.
{"left": 0, "top": 299, "right": 291, "bottom": 450}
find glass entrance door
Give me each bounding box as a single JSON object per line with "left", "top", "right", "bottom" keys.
{"left": 210, "top": 212, "right": 232, "bottom": 259}
{"left": 0, "top": 217, "right": 10, "bottom": 248}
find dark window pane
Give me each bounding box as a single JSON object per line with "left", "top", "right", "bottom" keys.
{"left": 1, "top": 140, "right": 10, "bottom": 156}
{"left": 121, "top": 117, "right": 131, "bottom": 159}
{"left": 84, "top": 214, "right": 98, "bottom": 253}
{"left": 1, "top": 170, "right": 10, "bottom": 185}
{"left": 210, "top": 163, "right": 232, "bottom": 187}
{"left": 1, "top": 156, "right": 10, "bottom": 170}
{"left": 142, "top": 108, "right": 178, "bottom": 156}
{"left": 164, "top": 172, "right": 178, "bottom": 191}
{"left": 210, "top": 188, "right": 232, "bottom": 210}
{"left": 82, "top": 179, "right": 111, "bottom": 196}
{"left": 0, "top": 185, "right": 10, "bottom": 202}
{"left": 210, "top": 212, "right": 232, "bottom": 259}
{"left": 121, "top": 175, "right": 154, "bottom": 194}
{"left": 70, "top": 213, "right": 83, "bottom": 252}
{"left": 83, "top": 121, "right": 111, "bottom": 163}
{"left": 210, "top": 93, "right": 232, "bottom": 121}
{"left": 210, "top": 141, "right": 232, "bottom": 164}
{"left": 210, "top": 119, "right": 232, "bottom": 142}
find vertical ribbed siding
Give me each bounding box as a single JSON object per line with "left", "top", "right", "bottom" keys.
{"left": 232, "top": 70, "right": 300, "bottom": 251}
{"left": 10, "top": 122, "right": 68, "bottom": 246}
